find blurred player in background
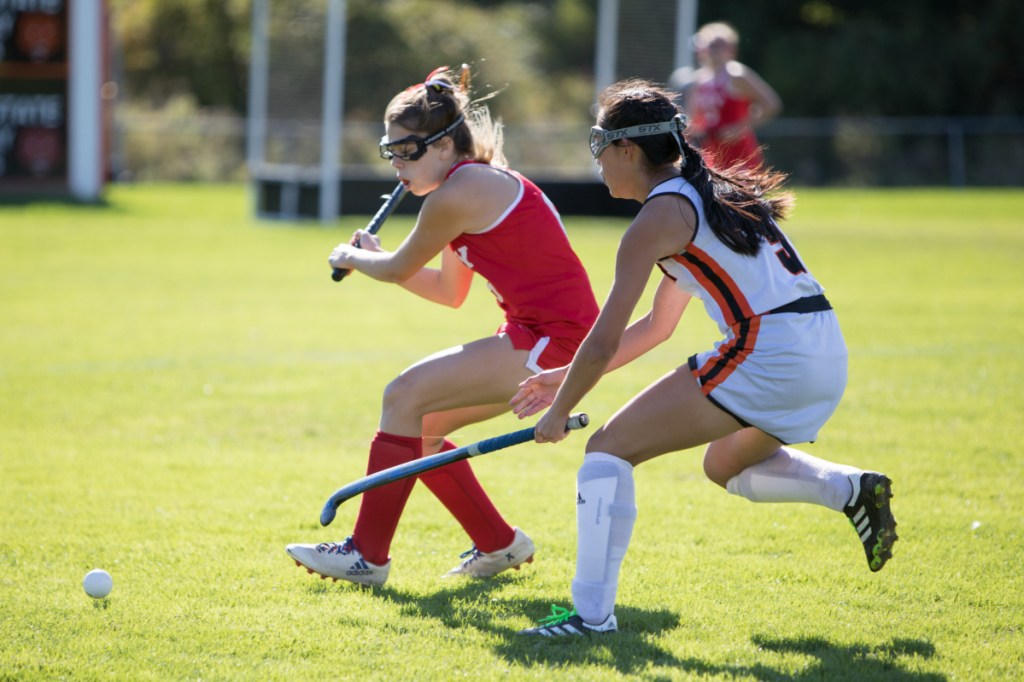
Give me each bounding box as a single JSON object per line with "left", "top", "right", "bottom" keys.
{"left": 512, "top": 79, "right": 897, "bottom": 636}
{"left": 680, "top": 21, "right": 782, "bottom": 171}
{"left": 286, "top": 66, "right": 599, "bottom": 588}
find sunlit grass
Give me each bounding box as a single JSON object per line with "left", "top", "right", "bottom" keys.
{"left": 1, "top": 184, "right": 1022, "bottom": 680}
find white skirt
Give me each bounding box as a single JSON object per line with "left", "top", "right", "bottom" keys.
{"left": 688, "top": 310, "right": 848, "bottom": 444}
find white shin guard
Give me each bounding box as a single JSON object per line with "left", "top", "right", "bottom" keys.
{"left": 725, "top": 447, "right": 859, "bottom": 511}
{"left": 571, "top": 452, "right": 637, "bottom": 625}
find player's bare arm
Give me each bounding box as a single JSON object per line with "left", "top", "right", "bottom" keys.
{"left": 342, "top": 228, "right": 462, "bottom": 303}
{"left": 395, "top": 246, "right": 474, "bottom": 307}
{"left": 534, "top": 200, "right": 692, "bottom": 442}
{"left": 328, "top": 195, "right": 465, "bottom": 283}
{"left": 731, "top": 62, "right": 782, "bottom": 126}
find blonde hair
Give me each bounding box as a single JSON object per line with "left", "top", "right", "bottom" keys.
{"left": 694, "top": 22, "right": 739, "bottom": 50}
{"left": 384, "top": 65, "right": 507, "bottom": 167}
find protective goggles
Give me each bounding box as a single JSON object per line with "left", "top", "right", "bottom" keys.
{"left": 588, "top": 115, "right": 688, "bottom": 158}
{"left": 379, "top": 114, "right": 465, "bottom": 161}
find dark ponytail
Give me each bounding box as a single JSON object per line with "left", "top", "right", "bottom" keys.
{"left": 679, "top": 142, "right": 792, "bottom": 255}
{"left": 599, "top": 79, "right": 793, "bottom": 256}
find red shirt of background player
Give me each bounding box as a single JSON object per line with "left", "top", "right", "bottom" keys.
{"left": 683, "top": 22, "right": 782, "bottom": 171}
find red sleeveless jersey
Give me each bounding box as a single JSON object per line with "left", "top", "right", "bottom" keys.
{"left": 446, "top": 161, "right": 598, "bottom": 342}
{"left": 691, "top": 75, "right": 763, "bottom": 171}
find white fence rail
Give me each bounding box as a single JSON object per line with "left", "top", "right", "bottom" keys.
{"left": 111, "top": 112, "right": 1024, "bottom": 188}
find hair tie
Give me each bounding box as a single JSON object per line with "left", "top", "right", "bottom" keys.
{"left": 422, "top": 65, "right": 454, "bottom": 92}
{"left": 404, "top": 66, "right": 455, "bottom": 93}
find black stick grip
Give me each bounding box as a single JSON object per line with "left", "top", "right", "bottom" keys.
{"left": 331, "top": 182, "right": 408, "bottom": 282}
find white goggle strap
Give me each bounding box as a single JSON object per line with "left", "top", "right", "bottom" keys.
{"left": 596, "top": 116, "right": 689, "bottom": 162}
{"left": 671, "top": 114, "right": 687, "bottom": 167}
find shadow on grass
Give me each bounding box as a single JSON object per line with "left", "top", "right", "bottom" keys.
{"left": 305, "top": 581, "right": 943, "bottom": 679}
{"left": 360, "top": 577, "right": 686, "bottom": 674}
{"left": 494, "top": 621, "right": 944, "bottom": 680}
{"left": 716, "top": 635, "right": 946, "bottom": 681}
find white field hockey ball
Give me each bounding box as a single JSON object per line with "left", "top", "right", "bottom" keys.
{"left": 83, "top": 569, "right": 113, "bottom": 598}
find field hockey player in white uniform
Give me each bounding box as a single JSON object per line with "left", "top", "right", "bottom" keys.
{"left": 511, "top": 79, "right": 898, "bottom": 637}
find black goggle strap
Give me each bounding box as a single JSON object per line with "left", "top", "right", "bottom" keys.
{"left": 421, "top": 114, "right": 465, "bottom": 148}
{"left": 381, "top": 114, "right": 465, "bottom": 160}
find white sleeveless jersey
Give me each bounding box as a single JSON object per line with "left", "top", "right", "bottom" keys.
{"left": 652, "top": 177, "right": 824, "bottom": 336}
{"left": 650, "top": 177, "right": 847, "bottom": 445}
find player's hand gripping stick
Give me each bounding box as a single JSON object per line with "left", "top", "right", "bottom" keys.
{"left": 332, "top": 182, "right": 409, "bottom": 282}
{"left": 319, "top": 413, "right": 589, "bottom": 526}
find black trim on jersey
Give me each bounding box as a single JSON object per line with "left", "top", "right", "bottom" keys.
{"left": 704, "top": 391, "right": 754, "bottom": 429}
{"left": 689, "top": 355, "right": 792, "bottom": 444}
{"left": 648, "top": 184, "right": 700, "bottom": 258}
{"left": 768, "top": 294, "right": 831, "bottom": 315}
{"left": 656, "top": 261, "right": 676, "bottom": 281}
{"left": 694, "top": 318, "right": 754, "bottom": 387}
{"left": 679, "top": 251, "right": 748, "bottom": 325}
{"left": 689, "top": 296, "right": 831, "bottom": 393}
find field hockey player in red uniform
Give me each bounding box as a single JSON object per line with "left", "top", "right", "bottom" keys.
{"left": 286, "top": 66, "right": 599, "bottom": 588}
{"left": 512, "top": 79, "right": 897, "bottom": 636}
{"left": 683, "top": 22, "right": 782, "bottom": 171}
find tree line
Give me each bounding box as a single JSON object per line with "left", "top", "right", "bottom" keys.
{"left": 107, "top": 0, "right": 1023, "bottom": 123}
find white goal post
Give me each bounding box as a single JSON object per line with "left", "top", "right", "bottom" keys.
{"left": 247, "top": 0, "right": 346, "bottom": 223}
{"left": 245, "top": 0, "right": 699, "bottom": 221}
{"left": 594, "top": 0, "right": 699, "bottom": 97}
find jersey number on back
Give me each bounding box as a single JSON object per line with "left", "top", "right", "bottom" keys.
{"left": 768, "top": 234, "right": 807, "bottom": 275}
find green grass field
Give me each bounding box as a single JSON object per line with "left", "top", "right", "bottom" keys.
{"left": 2, "top": 184, "right": 1023, "bottom": 680}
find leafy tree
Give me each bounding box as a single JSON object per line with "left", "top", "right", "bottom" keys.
{"left": 106, "top": 0, "right": 1024, "bottom": 119}
{"left": 699, "top": 0, "right": 1024, "bottom": 116}
{"left": 110, "top": 0, "right": 250, "bottom": 112}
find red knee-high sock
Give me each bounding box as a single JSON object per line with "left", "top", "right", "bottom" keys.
{"left": 419, "top": 438, "right": 515, "bottom": 553}
{"left": 351, "top": 431, "right": 421, "bottom": 565}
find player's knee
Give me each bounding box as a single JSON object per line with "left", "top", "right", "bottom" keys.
{"left": 585, "top": 425, "right": 621, "bottom": 457}
{"left": 702, "top": 447, "right": 731, "bottom": 488}
{"left": 421, "top": 435, "right": 446, "bottom": 454}
{"left": 381, "top": 372, "right": 424, "bottom": 418}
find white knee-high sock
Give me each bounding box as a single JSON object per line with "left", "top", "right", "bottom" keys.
{"left": 571, "top": 452, "right": 637, "bottom": 625}
{"left": 726, "top": 447, "right": 859, "bottom": 511}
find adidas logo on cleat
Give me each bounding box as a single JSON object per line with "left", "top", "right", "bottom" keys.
{"left": 849, "top": 506, "right": 872, "bottom": 542}
{"left": 285, "top": 537, "right": 390, "bottom": 587}
{"left": 347, "top": 558, "right": 373, "bottom": 577}
{"left": 843, "top": 472, "right": 898, "bottom": 573}
{"left": 518, "top": 606, "right": 618, "bottom": 637}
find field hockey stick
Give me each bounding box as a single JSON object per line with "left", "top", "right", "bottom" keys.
{"left": 319, "top": 413, "right": 589, "bottom": 526}
{"left": 331, "top": 182, "right": 409, "bottom": 282}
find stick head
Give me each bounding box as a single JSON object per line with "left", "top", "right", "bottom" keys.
{"left": 320, "top": 503, "right": 338, "bottom": 527}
